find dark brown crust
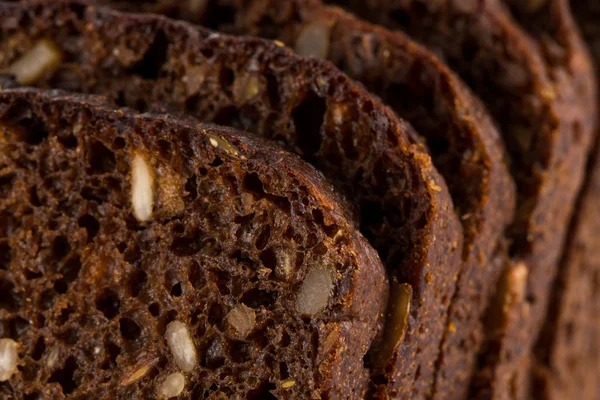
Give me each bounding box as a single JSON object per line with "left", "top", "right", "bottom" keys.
{"left": 530, "top": 1, "right": 600, "bottom": 399}
{"left": 93, "top": 0, "right": 516, "bottom": 397}
{"left": 325, "top": 1, "right": 597, "bottom": 398}
{"left": 0, "top": 87, "right": 388, "bottom": 398}
{"left": 0, "top": 1, "right": 465, "bottom": 398}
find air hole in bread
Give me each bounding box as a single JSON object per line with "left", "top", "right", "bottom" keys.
{"left": 0, "top": 174, "right": 15, "bottom": 197}
{"left": 10, "top": 316, "right": 29, "bottom": 340}
{"left": 128, "top": 269, "right": 147, "bottom": 297}
{"left": 124, "top": 243, "right": 142, "bottom": 265}
{"left": 86, "top": 140, "right": 116, "bottom": 175}
{"left": 48, "top": 356, "right": 78, "bottom": 395}
{"left": 188, "top": 260, "right": 207, "bottom": 290}
{"left": 130, "top": 29, "right": 169, "bottom": 79}
{"left": 58, "top": 255, "right": 81, "bottom": 285}
{"left": 247, "top": 381, "right": 277, "bottom": 400}
{"left": 58, "top": 131, "right": 79, "bottom": 148}
{"left": 266, "top": 73, "right": 281, "bottom": 108}
{"left": 240, "top": 288, "right": 277, "bottom": 309}
{"left": 148, "top": 302, "right": 160, "bottom": 317}
{"left": 293, "top": 91, "right": 326, "bottom": 158}
{"left": 120, "top": 317, "right": 142, "bottom": 341}
{"left": 207, "top": 303, "right": 226, "bottom": 330}
{"left": 78, "top": 214, "right": 100, "bottom": 244}
{"left": 38, "top": 289, "right": 55, "bottom": 311}
{"left": 0, "top": 242, "right": 11, "bottom": 270}
{"left": 219, "top": 67, "right": 235, "bottom": 88}
{"left": 2, "top": 102, "right": 49, "bottom": 145}
{"left": 57, "top": 305, "right": 74, "bottom": 326}
{"left": 100, "top": 341, "right": 121, "bottom": 370}
{"left": 0, "top": 278, "right": 20, "bottom": 311}
{"left": 31, "top": 336, "right": 46, "bottom": 361}
{"left": 95, "top": 289, "right": 120, "bottom": 319}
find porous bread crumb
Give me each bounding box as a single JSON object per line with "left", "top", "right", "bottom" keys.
{"left": 157, "top": 164, "right": 185, "bottom": 216}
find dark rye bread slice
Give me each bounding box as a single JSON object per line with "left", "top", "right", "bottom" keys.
{"left": 500, "top": 1, "right": 599, "bottom": 399}
{"left": 0, "top": 88, "right": 389, "bottom": 399}
{"left": 477, "top": 2, "right": 597, "bottom": 399}
{"left": 0, "top": 0, "right": 465, "bottom": 396}
{"left": 325, "top": 0, "right": 597, "bottom": 397}
{"left": 530, "top": 147, "right": 600, "bottom": 400}
{"left": 90, "top": 0, "right": 517, "bottom": 398}
{"left": 529, "top": 1, "right": 600, "bottom": 399}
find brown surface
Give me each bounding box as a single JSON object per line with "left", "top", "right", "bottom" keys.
{"left": 325, "top": 1, "right": 597, "bottom": 399}
{"left": 530, "top": 145, "right": 600, "bottom": 400}
{"left": 529, "top": 1, "right": 600, "bottom": 399}
{"left": 0, "top": 88, "right": 388, "bottom": 398}
{"left": 485, "top": 1, "right": 598, "bottom": 399}
{"left": 0, "top": 1, "right": 465, "bottom": 398}
{"left": 93, "top": 0, "right": 516, "bottom": 397}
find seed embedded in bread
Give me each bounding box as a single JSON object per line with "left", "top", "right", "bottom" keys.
{"left": 371, "top": 282, "right": 412, "bottom": 367}
{"left": 295, "top": 20, "right": 331, "bottom": 59}
{"left": 295, "top": 266, "right": 334, "bottom": 315}
{"left": 226, "top": 304, "right": 256, "bottom": 339}
{"left": 165, "top": 321, "right": 197, "bottom": 372}
{"left": 158, "top": 372, "right": 185, "bottom": 398}
{"left": 0, "top": 338, "right": 18, "bottom": 381}
{"left": 274, "top": 248, "right": 293, "bottom": 280}
{"left": 6, "top": 39, "right": 62, "bottom": 85}
{"left": 131, "top": 153, "right": 154, "bottom": 222}
{"left": 281, "top": 380, "right": 296, "bottom": 389}
{"left": 46, "top": 347, "right": 59, "bottom": 369}
{"left": 206, "top": 133, "right": 240, "bottom": 157}
{"left": 506, "top": 261, "right": 528, "bottom": 305}
{"left": 234, "top": 75, "right": 260, "bottom": 103}
{"left": 120, "top": 355, "right": 158, "bottom": 386}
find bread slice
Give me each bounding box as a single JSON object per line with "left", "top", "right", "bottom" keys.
{"left": 531, "top": 143, "right": 600, "bottom": 400}
{"left": 327, "top": 0, "right": 597, "bottom": 398}
{"left": 530, "top": 1, "right": 600, "bottom": 399}
{"left": 0, "top": 87, "right": 389, "bottom": 398}
{"left": 0, "top": 1, "right": 465, "bottom": 397}
{"left": 499, "top": 1, "right": 598, "bottom": 399}
{"left": 94, "top": 1, "right": 517, "bottom": 397}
